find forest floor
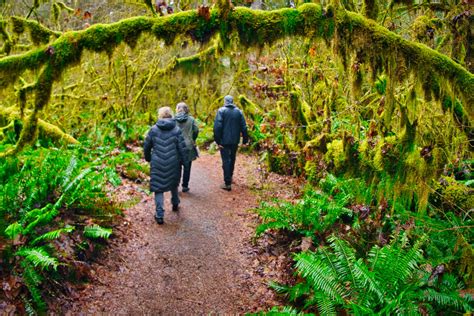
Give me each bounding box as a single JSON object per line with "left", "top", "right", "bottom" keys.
{"left": 59, "top": 152, "right": 303, "bottom": 314}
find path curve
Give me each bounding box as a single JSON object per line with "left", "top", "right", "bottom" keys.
{"left": 67, "top": 153, "right": 276, "bottom": 314}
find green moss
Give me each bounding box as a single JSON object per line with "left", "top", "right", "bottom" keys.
{"left": 410, "top": 15, "right": 438, "bottom": 43}
{"left": 230, "top": 4, "right": 331, "bottom": 47}
{"left": 11, "top": 16, "right": 61, "bottom": 46}
{"left": 174, "top": 44, "right": 217, "bottom": 73}
{"left": 239, "top": 95, "right": 263, "bottom": 119}
{"left": 1, "top": 4, "right": 473, "bottom": 158}
{"left": 152, "top": 10, "right": 219, "bottom": 45}
{"left": 325, "top": 139, "right": 345, "bottom": 170}
{"left": 442, "top": 97, "right": 473, "bottom": 146}
{"left": 431, "top": 176, "right": 474, "bottom": 213}
{"left": 373, "top": 135, "right": 399, "bottom": 172}
{"left": 363, "top": 0, "right": 378, "bottom": 20}
{"left": 338, "top": 10, "right": 474, "bottom": 113}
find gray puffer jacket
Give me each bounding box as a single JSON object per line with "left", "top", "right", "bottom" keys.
{"left": 144, "top": 118, "right": 187, "bottom": 192}
{"left": 175, "top": 112, "right": 199, "bottom": 161}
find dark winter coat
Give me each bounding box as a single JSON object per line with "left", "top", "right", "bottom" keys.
{"left": 175, "top": 112, "right": 199, "bottom": 161}
{"left": 144, "top": 118, "right": 187, "bottom": 192}
{"left": 213, "top": 97, "right": 248, "bottom": 146}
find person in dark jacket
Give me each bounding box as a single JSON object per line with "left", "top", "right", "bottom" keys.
{"left": 213, "top": 95, "right": 248, "bottom": 191}
{"left": 175, "top": 102, "right": 199, "bottom": 192}
{"left": 144, "top": 107, "right": 187, "bottom": 224}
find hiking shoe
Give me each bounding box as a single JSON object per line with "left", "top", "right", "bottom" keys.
{"left": 155, "top": 216, "right": 164, "bottom": 225}
{"left": 220, "top": 184, "right": 231, "bottom": 191}
{"left": 172, "top": 204, "right": 179, "bottom": 212}
{"left": 182, "top": 187, "right": 190, "bottom": 193}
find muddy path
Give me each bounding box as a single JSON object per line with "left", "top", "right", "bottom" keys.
{"left": 64, "top": 152, "right": 292, "bottom": 314}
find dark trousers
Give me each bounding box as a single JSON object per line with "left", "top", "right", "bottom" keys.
{"left": 219, "top": 144, "right": 238, "bottom": 185}
{"left": 154, "top": 188, "right": 179, "bottom": 218}
{"left": 180, "top": 161, "right": 192, "bottom": 188}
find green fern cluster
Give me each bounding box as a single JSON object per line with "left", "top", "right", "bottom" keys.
{"left": 274, "top": 235, "right": 472, "bottom": 315}
{"left": 0, "top": 147, "right": 117, "bottom": 312}
{"left": 256, "top": 175, "right": 355, "bottom": 238}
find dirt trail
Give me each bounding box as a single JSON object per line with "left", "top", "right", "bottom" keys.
{"left": 67, "top": 153, "right": 279, "bottom": 314}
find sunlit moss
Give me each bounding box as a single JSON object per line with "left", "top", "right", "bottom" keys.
{"left": 325, "top": 139, "right": 345, "bottom": 170}
{"left": 11, "top": 16, "right": 61, "bottom": 46}
{"left": 0, "top": 4, "right": 472, "bottom": 158}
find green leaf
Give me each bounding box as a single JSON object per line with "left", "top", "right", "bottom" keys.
{"left": 16, "top": 247, "right": 58, "bottom": 270}
{"left": 5, "top": 222, "right": 22, "bottom": 239}
{"left": 84, "top": 224, "right": 112, "bottom": 239}
{"left": 31, "top": 225, "right": 75, "bottom": 245}
{"left": 105, "top": 167, "right": 122, "bottom": 187}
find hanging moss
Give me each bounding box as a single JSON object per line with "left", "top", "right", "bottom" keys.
{"left": 363, "top": 0, "right": 379, "bottom": 20}
{"left": 11, "top": 16, "right": 61, "bottom": 46}
{"left": 174, "top": 44, "right": 217, "bottom": 73}
{"left": 1, "top": 4, "right": 473, "bottom": 157}
{"left": 325, "top": 139, "right": 345, "bottom": 171}
{"left": 410, "top": 15, "right": 440, "bottom": 43}
{"left": 239, "top": 95, "right": 263, "bottom": 119}
{"left": 442, "top": 97, "right": 474, "bottom": 147}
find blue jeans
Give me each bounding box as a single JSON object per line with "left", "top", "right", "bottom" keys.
{"left": 154, "top": 187, "right": 180, "bottom": 218}
{"left": 219, "top": 144, "right": 238, "bottom": 185}
{"left": 180, "top": 161, "right": 192, "bottom": 188}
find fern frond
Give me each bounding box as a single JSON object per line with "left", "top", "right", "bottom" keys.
{"left": 423, "top": 288, "right": 466, "bottom": 310}
{"left": 55, "top": 166, "right": 94, "bottom": 208}
{"left": 352, "top": 258, "right": 384, "bottom": 306}
{"left": 60, "top": 155, "right": 78, "bottom": 189}
{"left": 16, "top": 247, "right": 59, "bottom": 270}
{"left": 314, "top": 291, "right": 337, "bottom": 316}
{"left": 20, "top": 261, "right": 47, "bottom": 313}
{"left": 5, "top": 222, "right": 22, "bottom": 239}
{"left": 83, "top": 224, "right": 112, "bottom": 239}
{"left": 294, "top": 251, "right": 346, "bottom": 303}
{"left": 328, "top": 236, "right": 358, "bottom": 288}
{"left": 22, "top": 294, "right": 40, "bottom": 316}
{"left": 23, "top": 204, "right": 59, "bottom": 235}
{"left": 31, "top": 225, "right": 75, "bottom": 245}
{"left": 268, "top": 280, "right": 289, "bottom": 294}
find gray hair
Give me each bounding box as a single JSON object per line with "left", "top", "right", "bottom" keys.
{"left": 176, "top": 102, "right": 189, "bottom": 114}
{"left": 158, "top": 106, "right": 173, "bottom": 119}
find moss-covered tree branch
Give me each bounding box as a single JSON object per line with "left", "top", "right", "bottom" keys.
{"left": 0, "top": 106, "right": 77, "bottom": 155}
{"left": 0, "top": 4, "right": 472, "bottom": 156}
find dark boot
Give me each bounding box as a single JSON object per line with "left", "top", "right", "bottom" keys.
{"left": 155, "top": 216, "right": 164, "bottom": 225}
{"left": 220, "top": 184, "right": 231, "bottom": 191}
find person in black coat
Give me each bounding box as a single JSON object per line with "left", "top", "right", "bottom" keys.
{"left": 213, "top": 95, "right": 249, "bottom": 191}
{"left": 144, "top": 107, "right": 187, "bottom": 224}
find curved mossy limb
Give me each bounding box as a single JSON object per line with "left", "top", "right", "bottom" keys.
{"left": 0, "top": 3, "right": 473, "bottom": 157}
{"left": 337, "top": 10, "right": 474, "bottom": 115}
{"left": 0, "top": 106, "right": 77, "bottom": 147}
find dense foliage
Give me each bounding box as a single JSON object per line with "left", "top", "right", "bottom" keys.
{"left": 0, "top": 0, "right": 472, "bottom": 313}
{"left": 257, "top": 173, "right": 473, "bottom": 313}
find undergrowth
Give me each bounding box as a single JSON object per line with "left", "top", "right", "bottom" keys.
{"left": 0, "top": 144, "right": 144, "bottom": 313}
{"left": 256, "top": 173, "right": 474, "bottom": 314}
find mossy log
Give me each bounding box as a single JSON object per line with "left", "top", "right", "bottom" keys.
{"left": 0, "top": 3, "right": 472, "bottom": 156}
{"left": 0, "top": 107, "right": 77, "bottom": 156}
